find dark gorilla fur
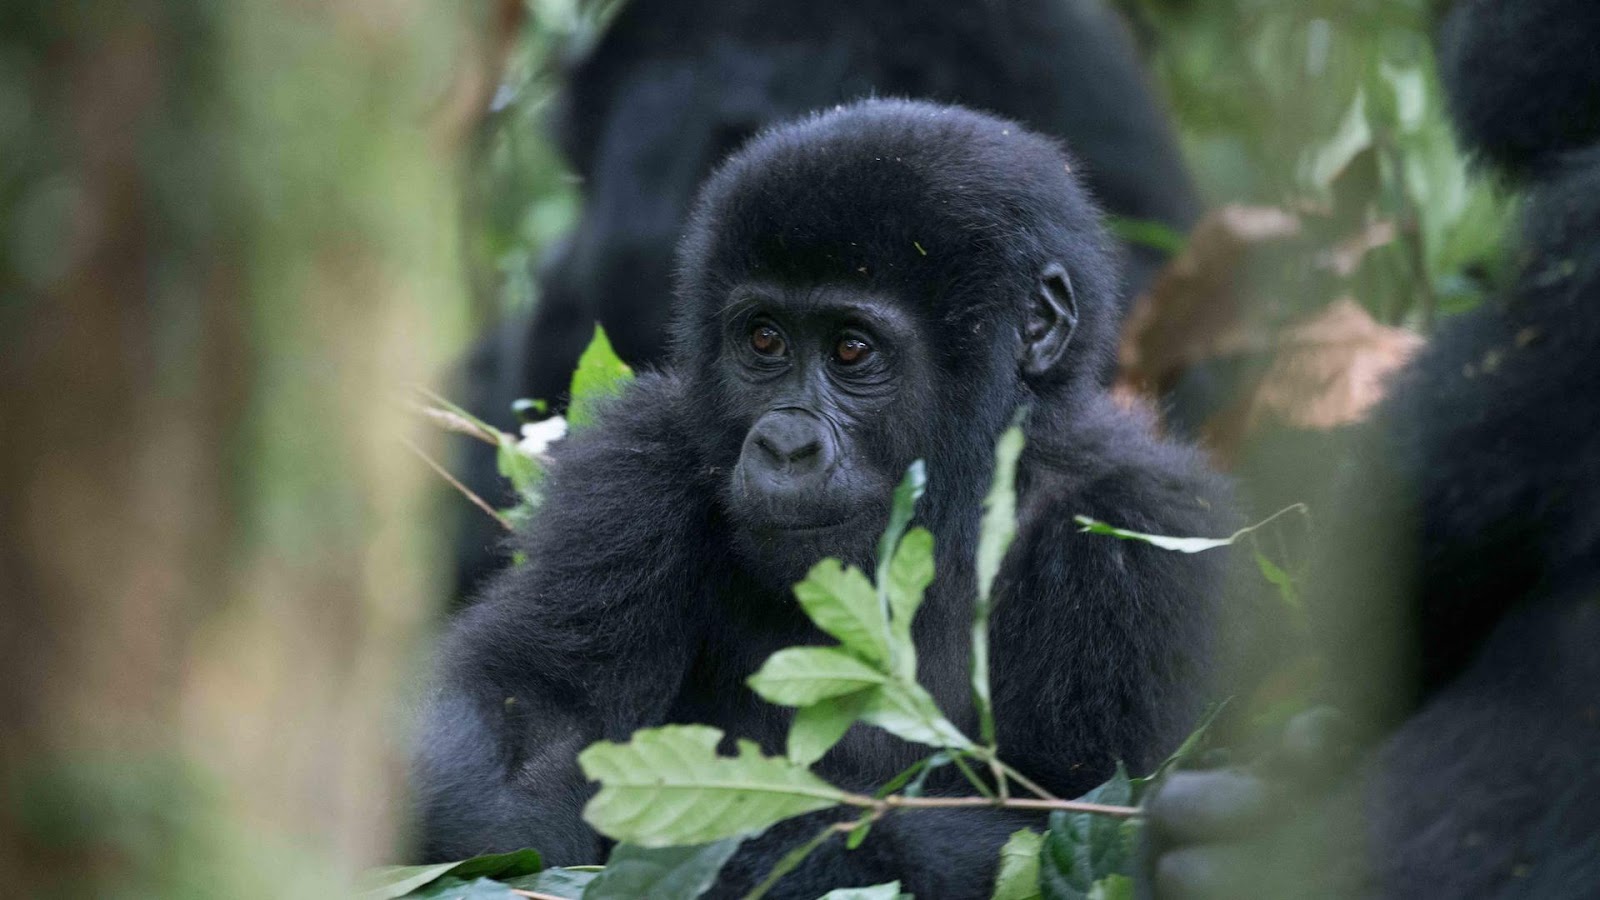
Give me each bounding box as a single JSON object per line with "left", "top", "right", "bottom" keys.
{"left": 451, "top": 0, "right": 1198, "bottom": 600}
{"left": 417, "top": 100, "right": 1232, "bottom": 898}
{"left": 1143, "top": 1, "right": 1600, "bottom": 897}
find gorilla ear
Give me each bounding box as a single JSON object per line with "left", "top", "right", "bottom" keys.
{"left": 1022, "top": 263, "right": 1079, "bottom": 376}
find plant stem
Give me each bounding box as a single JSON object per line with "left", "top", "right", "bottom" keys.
{"left": 402, "top": 437, "right": 513, "bottom": 531}
{"left": 950, "top": 751, "right": 997, "bottom": 800}
{"left": 838, "top": 790, "right": 1137, "bottom": 819}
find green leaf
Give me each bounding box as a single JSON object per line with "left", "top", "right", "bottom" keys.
{"left": 359, "top": 849, "right": 543, "bottom": 899}
{"left": 793, "top": 559, "right": 890, "bottom": 667}
{"left": 1071, "top": 516, "right": 1233, "bottom": 554}
{"left": 578, "top": 725, "right": 849, "bottom": 846}
{"left": 1253, "top": 548, "right": 1301, "bottom": 612}
{"left": 1039, "top": 768, "right": 1137, "bottom": 900}
{"left": 858, "top": 681, "right": 972, "bottom": 750}
{"left": 992, "top": 829, "right": 1044, "bottom": 900}
{"left": 583, "top": 840, "right": 743, "bottom": 900}
{"left": 1131, "top": 701, "right": 1227, "bottom": 800}
{"left": 1087, "top": 875, "right": 1134, "bottom": 900}
{"left": 748, "top": 647, "right": 889, "bottom": 707}
{"left": 787, "top": 689, "right": 873, "bottom": 767}
{"left": 1105, "top": 216, "right": 1188, "bottom": 255}
{"left": 816, "top": 882, "right": 909, "bottom": 899}
{"left": 845, "top": 810, "right": 875, "bottom": 850}
{"left": 567, "top": 325, "right": 635, "bottom": 430}
{"left": 404, "top": 877, "right": 521, "bottom": 899}
{"left": 496, "top": 434, "right": 545, "bottom": 502}
{"left": 885, "top": 526, "right": 935, "bottom": 679}
{"left": 977, "top": 426, "right": 1025, "bottom": 602}
{"left": 503, "top": 867, "right": 598, "bottom": 897}
{"left": 1073, "top": 504, "right": 1308, "bottom": 556}
{"left": 874, "top": 461, "right": 927, "bottom": 599}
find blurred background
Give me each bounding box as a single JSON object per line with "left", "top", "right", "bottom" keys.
{"left": 0, "top": 0, "right": 1509, "bottom": 896}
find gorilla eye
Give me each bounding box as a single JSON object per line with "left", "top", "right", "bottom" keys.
{"left": 834, "top": 337, "right": 872, "bottom": 366}
{"left": 750, "top": 324, "right": 785, "bottom": 357}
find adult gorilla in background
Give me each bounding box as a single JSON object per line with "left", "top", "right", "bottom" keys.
{"left": 453, "top": 0, "right": 1198, "bottom": 598}
{"left": 1142, "top": 0, "right": 1600, "bottom": 897}
{"left": 418, "top": 100, "right": 1231, "bottom": 897}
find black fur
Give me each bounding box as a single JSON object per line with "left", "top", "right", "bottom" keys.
{"left": 1144, "top": 2, "right": 1600, "bottom": 896}
{"left": 451, "top": 0, "right": 1198, "bottom": 600}
{"left": 417, "top": 101, "right": 1232, "bottom": 898}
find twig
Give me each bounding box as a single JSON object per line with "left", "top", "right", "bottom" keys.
{"left": 995, "top": 759, "right": 1059, "bottom": 802}
{"left": 415, "top": 402, "right": 503, "bottom": 446}
{"left": 402, "top": 437, "right": 514, "bottom": 531}
{"left": 838, "top": 790, "right": 1136, "bottom": 818}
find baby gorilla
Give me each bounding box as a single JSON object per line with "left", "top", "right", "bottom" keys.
{"left": 416, "top": 100, "right": 1232, "bottom": 897}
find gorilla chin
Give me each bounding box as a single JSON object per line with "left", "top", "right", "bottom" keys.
{"left": 727, "top": 462, "right": 888, "bottom": 583}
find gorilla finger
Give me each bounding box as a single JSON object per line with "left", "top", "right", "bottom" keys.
{"left": 1153, "top": 844, "right": 1262, "bottom": 900}
{"left": 1145, "top": 770, "right": 1275, "bottom": 843}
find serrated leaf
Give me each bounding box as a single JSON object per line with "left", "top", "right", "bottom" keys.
{"left": 1039, "top": 768, "right": 1136, "bottom": 900}
{"left": 578, "top": 725, "right": 848, "bottom": 846}
{"left": 793, "top": 559, "right": 889, "bottom": 667}
{"left": 885, "top": 526, "right": 934, "bottom": 679}
{"left": 858, "top": 681, "right": 972, "bottom": 750}
{"left": 359, "top": 849, "right": 543, "bottom": 899}
{"left": 567, "top": 325, "right": 635, "bottom": 430}
{"left": 583, "top": 839, "right": 743, "bottom": 900}
{"left": 749, "top": 647, "right": 889, "bottom": 707}
{"left": 992, "top": 828, "right": 1044, "bottom": 900}
{"left": 816, "top": 882, "right": 908, "bottom": 899}
{"left": 788, "top": 689, "right": 873, "bottom": 767}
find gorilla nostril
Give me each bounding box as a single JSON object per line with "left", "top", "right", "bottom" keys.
{"left": 750, "top": 413, "right": 832, "bottom": 473}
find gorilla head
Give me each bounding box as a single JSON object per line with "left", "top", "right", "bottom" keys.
{"left": 669, "top": 99, "right": 1123, "bottom": 581}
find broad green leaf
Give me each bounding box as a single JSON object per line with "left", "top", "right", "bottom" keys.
{"left": 359, "top": 849, "right": 543, "bottom": 899}
{"left": 503, "top": 867, "right": 598, "bottom": 897}
{"left": 816, "top": 882, "right": 909, "bottom": 899}
{"left": 567, "top": 325, "right": 635, "bottom": 430}
{"left": 859, "top": 681, "right": 972, "bottom": 750}
{"left": 885, "top": 526, "right": 935, "bottom": 679}
{"left": 992, "top": 829, "right": 1044, "bottom": 900}
{"left": 404, "top": 877, "right": 521, "bottom": 899}
{"left": 578, "top": 725, "right": 849, "bottom": 846}
{"left": 793, "top": 559, "right": 889, "bottom": 667}
{"left": 787, "top": 689, "right": 873, "bottom": 767}
{"left": 583, "top": 839, "right": 743, "bottom": 900}
{"left": 1039, "top": 768, "right": 1136, "bottom": 900}
{"left": 748, "top": 647, "right": 889, "bottom": 707}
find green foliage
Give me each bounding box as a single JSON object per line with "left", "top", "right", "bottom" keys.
{"left": 359, "top": 849, "right": 542, "bottom": 899}
{"left": 566, "top": 324, "right": 636, "bottom": 429}
{"left": 584, "top": 840, "right": 744, "bottom": 900}
{"left": 992, "top": 829, "right": 1045, "bottom": 900}
{"left": 577, "top": 725, "right": 849, "bottom": 846}
{"left": 1039, "top": 769, "right": 1138, "bottom": 900}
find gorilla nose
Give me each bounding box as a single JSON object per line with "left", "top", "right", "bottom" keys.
{"left": 749, "top": 411, "right": 833, "bottom": 475}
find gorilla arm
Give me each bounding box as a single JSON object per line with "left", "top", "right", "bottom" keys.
{"left": 415, "top": 374, "right": 712, "bottom": 864}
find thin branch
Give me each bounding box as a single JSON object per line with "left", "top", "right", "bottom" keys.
{"left": 949, "top": 752, "right": 997, "bottom": 800}
{"left": 838, "top": 790, "right": 1137, "bottom": 819}
{"left": 415, "top": 402, "right": 503, "bottom": 446}
{"left": 995, "top": 760, "right": 1059, "bottom": 802}
{"left": 403, "top": 437, "right": 513, "bottom": 531}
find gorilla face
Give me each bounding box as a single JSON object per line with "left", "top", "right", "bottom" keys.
{"left": 715, "top": 284, "right": 931, "bottom": 575}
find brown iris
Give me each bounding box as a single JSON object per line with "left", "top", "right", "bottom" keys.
{"left": 835, "top": 337, "right": 871, "bottom": 365}
{"left": 750, "top": 324, "right": 784, "bottom": 356}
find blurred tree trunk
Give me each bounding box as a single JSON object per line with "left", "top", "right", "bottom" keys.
{"left": 0, "top": 1, "right": 511, "bottom": 895}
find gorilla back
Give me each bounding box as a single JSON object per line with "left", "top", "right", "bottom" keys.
{"left": 417, "top": 100, "right": 1231, "bottom": 898}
